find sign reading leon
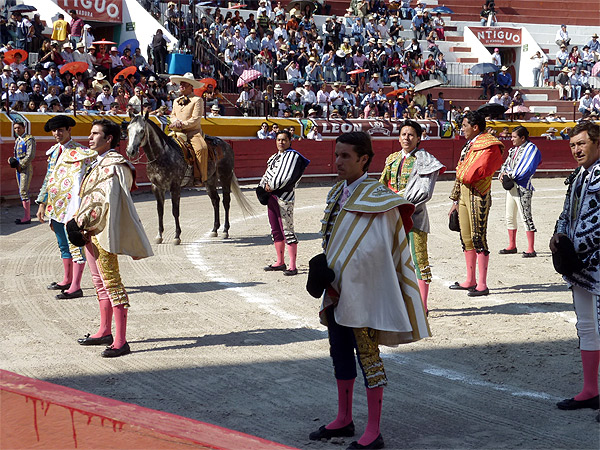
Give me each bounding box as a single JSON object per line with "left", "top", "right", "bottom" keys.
{"left": 57, "top": 0, "right": 123, "bottom": 23}
{"left": 470, "top": 27, "right": 522, "bottom": 46}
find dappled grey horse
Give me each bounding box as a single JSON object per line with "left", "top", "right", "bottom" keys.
{"left": 125, "top": 112, "right": 253, "bottom": 244}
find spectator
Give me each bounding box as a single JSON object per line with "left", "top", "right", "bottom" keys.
{"left": 68, "top": 10, "right": 84, "bottom": 48}
{"left": 433, "top": 12, "right": 445, "bottom": 40}
{"left": 152, "top": 29, "right": 168, "bottom": 74}
{"left": 97, "top": 85, "right": 115, "bottom": 110}
{"left": 50, "top": 14, "right": 69, "bottom": 48}
{"left": 530, "top": 51, "right": 547, "bottom": 87}
{"left": 306, "top": 124, "right": 323, "bottom": 140}
{"left": 578, "top": 90, "right": 593, "bottom": 117}
{"left": 541, "top": 127, "right": 560, "bottom": 140}
{"left": 556, "top": 67, "right": 572, "bottom": 100}
{"left": 555, "top": 24, "right": 571, "bottom": 48}
{"left": 496, "top": 66, "right": 512, "bottom": 94}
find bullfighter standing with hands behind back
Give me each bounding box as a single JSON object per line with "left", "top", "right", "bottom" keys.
{"left": 9, "top": 120, "right": 36, "bottom": 225}
{"left": 550, "top": 121, "right": 600, "bottom": 421}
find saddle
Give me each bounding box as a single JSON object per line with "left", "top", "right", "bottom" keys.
{"left": 169, "top": 131, "right": 196, "bottom": 166}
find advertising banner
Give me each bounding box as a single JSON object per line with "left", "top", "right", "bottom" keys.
{"left": 470, "top": 27, "right": 523, "bottom": 47}
{"left": 56, "top": 0, "right": 123, "bottom": 24}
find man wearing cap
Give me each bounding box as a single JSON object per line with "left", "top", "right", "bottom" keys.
{"left": 37, "top": 115, "right": 97, "bottom": 299}
{"left": 245, "top": 28, "right": 261, "bottom": 54}
{"left": 9, "top": 120, "right": 36, "bottom": 224}
{"left": 67, "top": 119, "right": 153, "bottom": 358}
{"left": 587, "top": 33, "right": 599, "bottom": 59}
{"left": 555, "top": 24, "right": 571, "bottom": 48}
{"left": 170, "top": 73, "right": 208, "bottom": 186}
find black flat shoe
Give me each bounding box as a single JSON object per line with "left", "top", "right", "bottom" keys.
{"left": 56, "top": 289, "right": 83, "bottom": 299}
{"left": 449, "top": 282, "right": 476, "bottom": 290}
{"left": 467, "top": 288, "right": 489, "bottom": 297}
{"left": 47, "top": 281, "right": 71, "bottom": 291}
{"left": 556, "top": 395, "right": 599, "bottom": 410}
{"left": 78, "top": 333, "right": 114, "bottom": 346}
{"left": 498, "top": 248, "right": 517, "bottom": 254}
{"left": 101, "top": 342, "right": 131, "bottom": 358}
{"left": 309, "top": 422, "right": 355, "bottom": 440}
{"left": 522, "top": 251, "right": 537, "bottom": 258}
{"left": 264, "top": 263, "right": 286, "bottom": 271}
{"left": 283, "top": 268, "right": 298, "bottom": 276}
{"left": 347, "top": 434, "right": 384, "bottom": 449}
{"left": 15, "top": 218, "right": 31, "bottom": 225}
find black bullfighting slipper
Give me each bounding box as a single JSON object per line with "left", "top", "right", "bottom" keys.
{"left": 498, "top": 248, "right": 517, "bottom": 254}
{"left": 467, "top": 288, "right": 490, "bottom": 297}
{"left": 56, "top": 289, "right": 83, "bottom": 299}
{"left": 47, "top": 282, "right": 71, "bottom": 290}
{"left": 309, "top": 422, "right": 355, "bottom": 440}
{"left": 449, "top": 282, "right": 476, "bottom": 290}
{"left": 556, "top": 395, "right": 599, "bottom": 410}
{"left": 347, "top": 434, "right": 385, "bottom": 449}
{"left": 78, "top": 333, "right": 114, "bottom": 346}
{"left": 283, "top": 268, "right": 298, "bottom": 276}
{"left": 15, "top": 218, "right": 31, "bottom": 225}
{"left": 264, "top": 263, "right": 286, "bottom": 271}
{"left": 101, "top": 342, "right": 131, "bottom": 358}
{"left": 522, "top": 251, "right": 537, "bottom": 258}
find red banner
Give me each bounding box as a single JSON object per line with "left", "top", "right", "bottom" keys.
{"left": 57, "top": 0, "right": 123, "bottom": 24}
{"left": 470, "top": 27, "right": 522, "bottom": 47}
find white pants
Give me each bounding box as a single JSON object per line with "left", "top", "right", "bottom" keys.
{"left": 573, "top": 285, "right": 600, "bottom": 351}
{"left": 505, "top": 186, "right": 536, "bottom": 231}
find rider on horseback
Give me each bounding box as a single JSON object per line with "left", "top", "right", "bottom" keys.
{"left": 169, "top": 73, "right": 208, "bottom": 187}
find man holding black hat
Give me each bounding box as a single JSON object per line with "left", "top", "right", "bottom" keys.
{"left": 36, "top": 115, "right": 97, "bottom": 299}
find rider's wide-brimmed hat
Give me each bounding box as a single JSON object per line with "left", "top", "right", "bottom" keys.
{"left": 170, "top": 72, "right": 205, "bottom": 88}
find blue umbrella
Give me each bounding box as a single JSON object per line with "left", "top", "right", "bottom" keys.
{"left": 8, "top": 4, "right": 37, "bottom": 13}
{"left": 431, "top": 6, "right": 454, "bottom": 14}
{"left": 118, "top": 38, "right": 139, "bottom": 55}
{"left": 469, "top": 62, "right": 500, "bottom": 75}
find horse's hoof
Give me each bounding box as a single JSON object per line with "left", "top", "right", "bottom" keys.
{"left": 154, "top": 237, "right": 163, "bottom": 244}
{"left": 209, "top": 231, "right": 218, "bottom": 238}
{"left": 222, "top": 232, "right": 229, "bottom": 239}
{"left": 173, "top": 238, "right": 181, "bottom": 245}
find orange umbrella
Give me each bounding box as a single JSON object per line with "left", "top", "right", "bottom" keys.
{"left": 60, "top": 61, "right": 89, "bottom": 75}
{"left": 92, "top": 38, "right": 117, "bottom": 46}
{"left": 194, "top": 77, "right": 217, "bottom": 96}
{"left": 4, "top": 49, "right": 28, "bottom": 64}
{"left": 386, "top": 88, "right": 407, "bottom": 98}
{"left": 113, "top": 65, "right": 137, "bottom": 83}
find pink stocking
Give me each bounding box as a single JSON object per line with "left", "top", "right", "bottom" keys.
{"left": 287, "top": 243, "right": 298, "bottom": 271}
{"left": 574, "top": 350, "right": 600, "bottom": 401}
{"left": 326, "top": 378, "right": 354, "bottom": 430}
{"left": 505, "top": 228, "right": 517, "bottom": 250}
{"left": 60, "top": 258, "right": 73, "bottom": 286}
{"left": 526, "top": 231, "right": 536, "bottom": 254}
{"left": 418, "top": 279, "right": 429, "bottom": 312}
{"left": 357, "top": 387, "right": 383, "bottom": 446}
{"left": 475, "top": 252, "right": 489, "bottom": 291}
{"left": 22, "top": 200, "right": 31, "bottom": 222}
{"left": 112, "top": 305, "right": 128, "bottom": 349}
{"left": 274, "top": 240, "right": 285, "bottom": 266}
{"left": 85, "top": 243, "right": 113, "bottom": 339}
{"left": 64, "top": 261, "right": 85, "bottom": 294}
{"left": 460, "top": 250, "right": 477, "bottom": 288}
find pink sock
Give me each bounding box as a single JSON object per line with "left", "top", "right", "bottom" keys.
{"left": 60, "top": 258, "right": 73, "bottom": 286}
{"left": 475, "top": 252, "right": 489, "bottom": 291}
{"left": 574, "top": 350, "right": 600, "bottom": 401}
{"left": 65, "top": 261, "right": 85, "bottom": 294}
{"left": 357, "top": 387, "right": 383, "bottom": 446}
{"left": 506, "top": 229, "right": 517, "bottom": 250}
{"left": 274, "top": 240, "right": 285, "bottom": 265}
{"left": 326, "top": 379, "right": 354, "bottom": 429}
{"left": 90, "top": 299, "right": 113, "bottom": 339}
{"left": 418, "top": 279, "right": 429, "bottom": 312}
{"left": 287, "top": 243, "right": 298, "bottom": 271}
{"left": 526, "top": 231, "right": 536, "bottom": 253}
{"left": 112, "top": 305, "right": 128, "bottom": 349}
{"left": 22, "top": 200, "right": 31, "bottom": 222}
{"left": 460, "top": 250, "right": 477, "bottom": 288}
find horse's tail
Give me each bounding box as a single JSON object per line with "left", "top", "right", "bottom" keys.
{"left": 231, "top": 174, "right": 256, "bottom": 217}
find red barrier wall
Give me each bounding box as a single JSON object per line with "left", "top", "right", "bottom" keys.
{"left": 0, "top": 138, "right": 576, "bottom": 199}
{"left": 1, "top": 370, "right": 296, "bottom": 450}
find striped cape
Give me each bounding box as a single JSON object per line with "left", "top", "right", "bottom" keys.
{"left": 500, "top": 141, "right": 541, "bottom": 190}
{"left": 320, "top": 179, "right": 431, "bottom": 346}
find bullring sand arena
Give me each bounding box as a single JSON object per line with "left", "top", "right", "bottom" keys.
{"left": 1, "top": 178, "right": 599, "bottom": 449}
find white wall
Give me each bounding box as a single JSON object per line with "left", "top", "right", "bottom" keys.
{"left": 121, "top": 0, "right": 177, "bottom": 54}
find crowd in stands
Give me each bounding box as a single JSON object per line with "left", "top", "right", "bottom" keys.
{"left": 0, "top": 1, "right": 599, "bottom": 120}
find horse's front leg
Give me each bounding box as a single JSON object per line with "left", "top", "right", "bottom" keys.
{"left": 207, "top": 183, "right": 220, "bottom": 237}
{"left": 171, "top": 185, "right": 182, "bottom": 245}
{"left": 222, "top": 183, "right": 231, "bottom": 239}
{"left": 153, "top": 185, "right": 165, "bottom": 244}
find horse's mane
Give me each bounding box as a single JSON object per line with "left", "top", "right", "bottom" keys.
{"left": 143, "top": 116, "right": 178, "bottom": 151}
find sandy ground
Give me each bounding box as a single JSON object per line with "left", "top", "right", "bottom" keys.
{"left": 0, "top": 178, "right": 598, "bottom": 450}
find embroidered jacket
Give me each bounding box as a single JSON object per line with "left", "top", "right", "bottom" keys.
{"left": 13, "top": 133, "right": 36, "bottom": 171}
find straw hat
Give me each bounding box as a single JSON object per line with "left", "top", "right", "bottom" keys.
{"left": 83, "top": 99, "right": 93, "bottom": 107}
{"left": 211, "top": 104, "right": 220, "bottom": 111}
{"left": 546, "top": 127, "right": 557, "bottom": 133}
{"left": 93, "top": 72, "right": 106, "bottom": 80}
{"left": 170, "top": 72, "right": 205, "bottom": 88}
{"left": 274, "top": 84, "right": 282, "bottom": 91}
{"left": 500, "top": 66, "right": 508, "bottom": 71}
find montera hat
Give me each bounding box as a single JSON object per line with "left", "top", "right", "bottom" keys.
{"left": 44, "top": 115, "right": 77, "bottom": 132}
{"left": 170, "top": 72, "right": 205, "bottom": 88}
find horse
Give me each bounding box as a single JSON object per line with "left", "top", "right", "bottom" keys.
{"left": 125, "top": 111, "right": 253, "bottom": 244}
